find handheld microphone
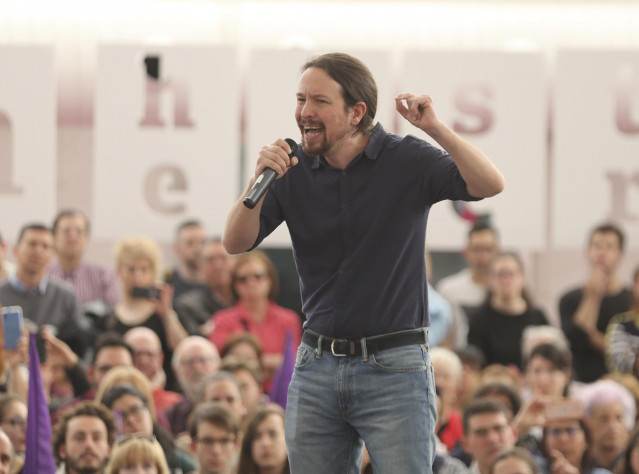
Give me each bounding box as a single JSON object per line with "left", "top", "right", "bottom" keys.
{"left": 243, "top": 138, "right": 298, "bottom": 209}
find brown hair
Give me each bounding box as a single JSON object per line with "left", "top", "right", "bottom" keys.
{"left": 52, "top": 401, "right": 116, "bottom": 464}
{"left": 237, "top": 405, "right": 290, "bottom": 474}
{"left": 231, "top": 250, "right": 279, "bottom": 301}
{"left": 189, "top": 401, "right": 240, "bottom": 440}
{"left": 302, "top": 52, "right": 377, "bottom": 135}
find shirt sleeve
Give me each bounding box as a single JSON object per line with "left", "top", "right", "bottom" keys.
{"left": 102, "top": 267, "right": 121, "bottom": 308}
{"left": 606, "top": 314, "right": 638, "bottom": 373}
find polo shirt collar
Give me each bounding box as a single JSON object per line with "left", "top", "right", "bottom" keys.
{"left": 311, "top": 122, "right": 385, "bottom": 169}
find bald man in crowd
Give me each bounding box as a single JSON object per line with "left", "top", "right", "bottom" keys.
{"left": 124, "top": 327, "right": 184, "bottom": 414}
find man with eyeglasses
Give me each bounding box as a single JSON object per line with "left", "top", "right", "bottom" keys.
{"left": 52, "top": 401, "right": 116, "bottom": 474}
{"left": 189, "top": 402, "right": 240, "bottom": 474}
{"left": 462, "top": 399, "right": 517, "bottom": 474}
{"left": 165, "top": 336, "right": 221, "bottom": 436}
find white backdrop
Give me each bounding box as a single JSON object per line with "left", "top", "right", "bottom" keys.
{"left": 0, "top": 47, "right": 56, "bottom": 241}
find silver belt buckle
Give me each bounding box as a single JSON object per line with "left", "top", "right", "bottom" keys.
{"left": 331, "top": 339, "right": 348, "bottom": 357}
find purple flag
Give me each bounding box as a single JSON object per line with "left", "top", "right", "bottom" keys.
{"left": 269, "top": 332, "right": 295, "bottom": 410}
{"left": 24, "top": 333, "right": 57, "bottom": 473}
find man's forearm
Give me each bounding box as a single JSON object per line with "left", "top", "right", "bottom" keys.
{"left": 223, "top": 183, "right": 263, "bottom": 254}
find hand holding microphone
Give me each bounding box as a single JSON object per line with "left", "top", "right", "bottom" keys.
{"left": 243, "top": 138, "right": 298, "bottom": 209}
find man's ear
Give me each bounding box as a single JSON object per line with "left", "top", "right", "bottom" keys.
{"left": 59, "top": 443, "right": 67, "bottom": 461}
{"left": 351, "top": 102, "right": 367, "bottom": 127}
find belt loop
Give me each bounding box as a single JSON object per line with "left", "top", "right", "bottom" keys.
{"left": 316, "top": 335, "right": 324, "bottom": 358}
{"left": 360, "top": 337, "right": 368, "bottom": 362}
{"left": 422, "top": 327, "right": 429, "bottom": 351}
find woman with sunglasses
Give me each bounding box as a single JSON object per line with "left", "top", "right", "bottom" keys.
{"left": 105, "top": 434, "right": 171, "bottom": 474}
{"left": 0, "top": 395, "right": 26, "bottom": 472}
{"left": 209, "top": 251, "right": 301, "bottom": 386}
{"left": 101, "top": 384, "right": 196, "bottom": 474}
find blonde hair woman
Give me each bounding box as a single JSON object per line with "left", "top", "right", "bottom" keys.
{"left": 105, "top": 435, "right": 171, "bottom": 474}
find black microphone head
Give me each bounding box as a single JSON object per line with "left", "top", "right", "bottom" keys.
{"left": 284, "top": 138, "right": 298, "bottom": 157}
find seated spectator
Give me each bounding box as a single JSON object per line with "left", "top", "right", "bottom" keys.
{"left": 0, "top": 395, "right": 25, "bottom": 471}
{"left": 93, "top": 365, "right": 171, "bottom": 432}
{"left": 489, "top": 447, "right": 540, "bottom": 474}
{"left": 106, "top": 235, "right": 188, "bottom": 392}
{"left": 539, "top": 415, "right": 611, "bottom": 474}
{"left": 123, "top": 327, "right": 183, "bottom": 414}
{"left": 209, "top": 251, "right": 301, "bottom": 385}
{"left": 468, "top": 253, "right": 549, "bottom": 370}
{"left": 0, "top": 223, "right": 89, "bottom": 356}
{"left": 0, "top": 429, "right": 12, "bottom": 474}
{"left": 604, "top": 373, "right": 639, "bottom": 423}
{"left": 614, "top": 424, "right": 639, "bottom": 474}
{"left": 473, "top": 383, "right": 521, "bottom": 421}
{"left": 524, "top": 343, "right": 572, "bottom": 399}
{"left": 221, "top": 333, "right": 263, "bottom": 375}
{"left": 606, "top": 265, "right": 639, "bottom": 376}
{"left": 461, "top": 399, "right": 517, "bottom": 474}
{"left": 578, "top": 379, "right": 635, "bottom": 471}
{"left": 202, "top": 371, "right": 247, "bottom": 422}
{"left": 169, "top": 219, "right": 207, "bottom": 303}
{"left": 189, "top": 402, "right": 241, "bottom": 474}
{"left": 237, "top": 405, "right": 289, "bottom": 474}
{"left": 101, "top": 383, "right": 196, "bottom": 473}
{"left": 521, "top": 325, "right": 570, "bottom": 367}
{"left": 0, "top": 230, "right": 15, "bottom": 283}
{"left": 431, "top": 348, "right": 464, "bottom": 452}
{"left": 51, "top": 401, "right": 116, "bottom": 474}
{"left": 220, "top": 357, "right": 267, "bottom": 415}
{"left": 165, "top": 337, "right": 221, "bottom": 437}
{"left": 455, "top": 346, "right": 486, "bottom": 412}
{"left": 105, "top": 434, "right": 171, "bottom": 474}
{"left": 174, "top": 237, "right": 234, "bottom": 336}
{"left": 48, "top": 209, "right": 120, "bottom": 311}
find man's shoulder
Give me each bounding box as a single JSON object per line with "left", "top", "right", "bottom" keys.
{"left": 47, "top": 278, "right": 78, "bottom": 296}
{"left": 437, "top": 269, "right": 481, "bottom": 296}
{"left": 559, "top": 286, "right": 583, "bottom": 304}
{"left": 175, "top": 286, "right": 211, "bottom": 307}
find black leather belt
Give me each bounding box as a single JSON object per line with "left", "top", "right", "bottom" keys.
{"left": 302, "top": 328, "right": 428, "bottom": 357}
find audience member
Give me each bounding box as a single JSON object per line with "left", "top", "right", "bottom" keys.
{"left": 174, "top": 238, "right": 234, "bottom": 336}
{"left": 606, "top": 265, "right": 639, "bottom": 376}
{"left": 209, "top": 250, "right": 301, "bottom": 385}
{"left": 615, "top": 424, "right": 639, "bottom": 474}
{"left": 202, "top": 371, "right": 247, "bottom": 422}
{"left": 437, "top": 222, "right": 500, "bottom": 349}
{"left": 52, "top": 401, "right": 116, "bottom": 474}
{"left": 425, "top": 249, "right": 452, "bottom": 347}
{"left": 0, "top": 231, "right": 15, "bottom": 283}
{"left": 478, "top": 365, "right": 521, "bottom": 391}
{"left": 432, "top": 347, "right": 465, "bottom": 452}
{"left": 0, "top": 223, "right": 88, "bottom": 355}
{"left": 165, "top": 337, "right": 221, "bottom": 437}
{"left": 105, "top": 435, "right": 171, "bottom": 474}
{"left": 468, "top": 252, "right": 548, "bottom": 370}
{"left": 473, "top": 383, "right": 522, "bottom": 421}
{"left": 0, "top": 395, "right": 25, "bottom": 470}
{"left": 455, "top": 346, "right": 486, "bottom": 412}
{"left": 107, "top": 235, "right": 188, "bottom": 392}
{"left": 48, "top": 209, "right": 120, "bottom": 310}
{"left": 0, "top": 429, "right": 12, "bottom": 474}
{"left": 462, "top": 399, "right": 517, "bottom": 474}
{"left": 189, "top": 402, "right": 241, "bottom": 474}
{"left": 237, "top": 405, "right": 289, "bottom": 474}
{"left": 489, "top": 447, "right": 540, "bottom": 474}
{"left": 123, "top": 327, "right": 183, "bottom": 414}
{"left": 101, "top": 383, "right": 196, "bottom": 473}
{"left": 560, "top": 223, "right": 631, "bottom": 383}
{"left": 220, "top": 333, "right": 263, "bottom": 374}
{"left": 220, "top": 357, "right": 266, "bottom": 415}
{"left": 540, "top": 416, "right": 610, "bottom": 474}
{"left": 578, "top": 379, "right": 635, "bottom": 471}
{"left": 524, "top": 343, "right": 572, "bottom": 399}
{"left": 170, "top": 220, "right": 207, "bottom": 302}
{"left": 521, "top": 325, "right": 571, "bottom": 366}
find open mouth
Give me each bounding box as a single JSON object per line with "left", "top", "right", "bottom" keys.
{"left": 303, "top": 125, "right": 323, "bottom": 139}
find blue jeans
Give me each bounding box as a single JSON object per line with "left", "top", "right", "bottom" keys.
{"left": 285, "top": 335, "right": 437, "bottom": 474}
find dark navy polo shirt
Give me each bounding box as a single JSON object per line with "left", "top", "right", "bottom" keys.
{"left": 253, "top": 123, "right": 480, "bottom": 339}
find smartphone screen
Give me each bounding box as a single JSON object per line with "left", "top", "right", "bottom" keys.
{"left": 2, "top": 306, "right": 24, "bottom": 350}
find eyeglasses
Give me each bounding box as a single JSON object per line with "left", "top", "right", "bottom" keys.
{"left": 115, "top": 433, "right": 157, "bottom": 446}
{"left": 546, "top": 426, "right": 581, "bottom": 437}
{"left": 195, "top": 436, "right": 236, "bottom": 448}
{"left": 2, "top": 417, "right": 26, "bottom": 428}
{"left": 115, "top": 404, "right": 147, "bottom": 423}
{"left": 180, "top": 356, "right": 216, "bottom": 368}
{"left": 235, "top": 272, "right": 268, "bottom": 284}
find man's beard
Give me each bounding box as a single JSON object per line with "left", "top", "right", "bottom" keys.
{"left": 65, "top": 453, "right": 107, "bottom": 474}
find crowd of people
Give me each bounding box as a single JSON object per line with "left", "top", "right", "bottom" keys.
{"left": 0, "top": 209, "right": 637, "bottom": 474}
